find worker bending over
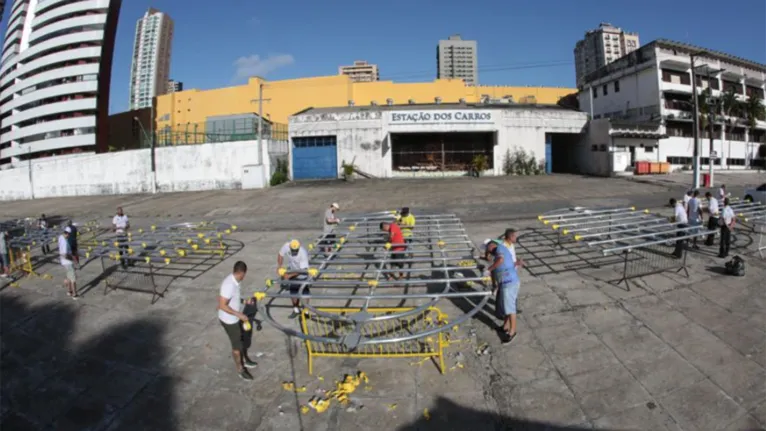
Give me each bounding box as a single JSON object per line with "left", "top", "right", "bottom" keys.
{"left": 278, "top": 239, "right": 310, "bottom": 319}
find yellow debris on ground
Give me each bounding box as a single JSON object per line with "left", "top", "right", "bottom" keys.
{"left": 423, "top": 408, "right": 431, "bottom": 420}
{"left": 387, "top": 404, "right": 397, "bottom": 411}
{"left": 300, "top": 406, "right": 310, "bottom": 415}
{"left": 304, "top": 371, "right": 369, "bottom": 414}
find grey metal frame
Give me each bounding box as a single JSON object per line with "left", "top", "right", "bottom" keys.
{"left": 539, "top": 206, "right": 718, "bottom": 290}
{"left": 255, "top": 212, "right": 492, "bottom": 349}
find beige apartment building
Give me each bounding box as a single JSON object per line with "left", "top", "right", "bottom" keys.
{"left": 437, "top": 34, "right": 478, "bottom": 86}
{"left": 574, "top": 23, "right": 639, "bottom": 86}
{"left": 339, "top": 60, "right": 380, "bottom": 83}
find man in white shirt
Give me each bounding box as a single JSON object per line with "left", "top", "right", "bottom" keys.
{"left": 218, "top": 261, "right": 257, "bottom": 380}
{"left": 59, "top": 227, "right": 77, "bottom": 299}
{"left": 682, "top": 190, "right": 692, "bottom": 211}
{"left": 687, "top": 190, "right": 703, "bottom": 249}
{"left": 719, "top": 198, "right": 736, "bottom": 258}
{"left": 719, "top": 184, "right": 728, "bottom": 201}
{"left": 670, "top": 198, "right": 689, "bottom": 258}
{"left": 278, "top": 239, "right": 310, "bottom": 319}
{"left": 321, "top": 203, "right": 341, "bottom": 253}
{"left": 112, "top": 207, "right": 130, "bottom": 269}
{"left": 704, "top": 191, "right": 719, "bottom": 246}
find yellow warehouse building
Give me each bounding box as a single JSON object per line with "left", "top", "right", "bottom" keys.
{"left": 155, "top": 75, "right": 575, "bottom": 136}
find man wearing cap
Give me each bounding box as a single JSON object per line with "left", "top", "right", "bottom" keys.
{"left": 398, "top": 207, "right": 416, "bottom": 244}
{"left": 278, "top": 239, "right": 311, "bottom": 319}
{"left": 483, "top": 229, "right": 524, "bottom": 344}
{"left": 59, "top": 227, "right": 77, "bottom": 299}
{"left": 322, "top": 203, "right": 341, "bottom": 253}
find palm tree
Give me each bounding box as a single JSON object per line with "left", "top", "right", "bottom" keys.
{"left": 720, "top": 89, "right": 740, "bottom": 169}
{"left": 743, "top": 95, "right": 766, "bottom": 167}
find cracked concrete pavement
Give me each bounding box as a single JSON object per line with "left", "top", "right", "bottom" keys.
{"left": 1, "top": 174, "right": 765, "bottom": 430}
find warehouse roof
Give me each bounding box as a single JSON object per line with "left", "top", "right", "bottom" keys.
{"left": 292, "top": 102, "right": 578, "bottom": 117}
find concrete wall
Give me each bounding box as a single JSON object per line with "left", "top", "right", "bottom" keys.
{"left": 0, "top": 140, "right": 277, "bottom": 201}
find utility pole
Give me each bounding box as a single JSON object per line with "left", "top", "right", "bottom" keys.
{"left": 250, "top": 81, "right": 271, "bottom": 166}
{"left": 706, "top": 70, "right": 716, "bottom": 188}
{"left": 135, "top": 116, "right": 156, "bottom": 194}
{"left": 690, "top": 54, "right": 701, "bottom": 190}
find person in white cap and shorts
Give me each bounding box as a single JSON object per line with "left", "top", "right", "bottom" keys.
{"left": 322, "top": 203, "right": 341, "bottom": 253}
{"left": 59, "top": 227, "right": 77, "bottom": 299}
{"left": 278, "top": 239, "right": 310, "bottom": 319}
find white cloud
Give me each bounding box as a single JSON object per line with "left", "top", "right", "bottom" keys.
{"left": 232, "top": 54, "right": 295, "bottom": 82}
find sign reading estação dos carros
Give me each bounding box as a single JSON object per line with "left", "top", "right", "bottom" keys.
{"left": 388, "top": 110, "right": 493, "bottom": 124}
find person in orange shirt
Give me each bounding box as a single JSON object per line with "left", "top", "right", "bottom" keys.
{"left": 380, "top": 221, "right": 406, "bottom": 280}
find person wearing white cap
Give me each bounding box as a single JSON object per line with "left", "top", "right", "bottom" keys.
{"left": 278, "top": 239, "right": 310, "bottom": 318}
{"left": 59, "top": 227, "right": 77, "bottom": 299}
{"left": 322, "top": 203, "right": 341, "bottom": 253}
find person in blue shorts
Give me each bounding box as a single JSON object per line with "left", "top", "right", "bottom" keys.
{"left": 484, "top": 229, "right": 524, "bottom": 344}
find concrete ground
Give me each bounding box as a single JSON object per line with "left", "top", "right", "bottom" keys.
{"left": 1, "top": 174, "right": 765, "bottom": 431}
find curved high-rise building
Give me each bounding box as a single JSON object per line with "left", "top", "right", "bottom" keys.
{"left": 0, "top": 0, "right": 122, "bottom": 166}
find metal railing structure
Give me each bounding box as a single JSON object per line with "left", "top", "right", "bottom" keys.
{"left": 78, "top": 221, "right": 237, "bottom": 303}
{"left": 254, "top": 212, "right": 492, "bottom": 374}
{"left": 700, "top": 198, "right": 766, "bottom": 233}
{"left": 154, "top": 120, "right": 289, "bottom": 147}
{"left": 538, "top": 207, "right": 718, "bottom": 290}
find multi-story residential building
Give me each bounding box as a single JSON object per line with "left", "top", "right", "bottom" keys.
{"left": 0, "top": 0, "right": 123, "bottom": 166}
{"left": 574, "top": 23, "right": 640, "bottom": 87}
{"left": 167, "top": 79, "right": 183, "bottom": 93}
{"left": 437, "top": 34, "right": 478, "bottom": 86}
{"left": 129, "top": 8, "right": 173, "bottom": 110}
{"left": 578, "top": 39, "right": 766, "bottom": 173}
{"left": 339, "top": 60, "right": 379, "bottom": 83}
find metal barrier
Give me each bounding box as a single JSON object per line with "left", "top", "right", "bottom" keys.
{"left": 538, "top": 207, "right": 718, "bottom": 290}
{"left": 300, "top": 306, "right": 449, "bottom": 375}
{"left": 82, "top": 221, "right": 237, "bottom": 303}
{"left": 254, "top": 212, "right": 492, "bottom": 374}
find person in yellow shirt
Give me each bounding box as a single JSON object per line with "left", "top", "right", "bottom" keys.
{"left": 398, "top": 207, "right": 416, "bottom": 244}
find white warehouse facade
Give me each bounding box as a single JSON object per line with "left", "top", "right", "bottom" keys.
{"left": 288, "top": 103, "right": 588, "bottom": 180}
{"left": 578, "top": 39, "right": 766, "bottom": 174}
{"left": 0, "top": 0, "right": 123, "bottom": 167}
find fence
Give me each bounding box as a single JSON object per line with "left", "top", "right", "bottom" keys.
{"left": 153, "top": 120, "right": 289, "bottom": 147}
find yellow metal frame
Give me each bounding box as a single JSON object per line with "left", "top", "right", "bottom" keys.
{"left": 7, "top": 247, "right": 51, "bottom": 281}
{"left": 300, "top": 306, "right": 448, "bottom": 375}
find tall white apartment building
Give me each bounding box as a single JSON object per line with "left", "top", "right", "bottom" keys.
{"left": 437, "top": 34, "right": 478, "bottom": 86}
{"left": 0, "top": 0, "right": 123, "bottom": 166}
{"left": 339, "top": 60, "right": 379, "bottom": 83}
{"left": 574, "top": 23, "right": 639, "bottom": 87}
{"left": 129, "top": 8, "right": 173, "bottom": 110}
{"left": 578, "top": 39, "right": 766, "bottom": 173}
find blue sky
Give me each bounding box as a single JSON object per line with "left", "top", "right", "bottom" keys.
{"left": 3, "top": 0, "right": 766, "bottom": 113}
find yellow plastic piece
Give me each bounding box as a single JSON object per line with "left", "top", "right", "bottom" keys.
{"left": 225, "top": 229, "right": 232, "bottom": 234}
{"left": 282, "top": 382, "right": 295, "bottom": 391}
{"left": 142, "top": 242, "right": 147, "bottom": 248}
{"left": 384, "top": 242, "right": 392, "bottom": 250}
{"left": 388, "top": 404, "right": 398, "bottom": 411}
{"left": 437, "top": 240, "right": 445, "bottom": 248}
{"left": 562, "top": 229, "right": 569, "bottom": 235}
{"left": 278, "top": 267, "right": 287, "bottom": 276}
{"left": 309, "top": 398, "right": 331, "bottom": 413}
{"left": 197, "top": 233, "right": 205, "bottom": 239}
{"left": 186, "top": 238, "right": 193, "bottom": 244}
{"left": 85, "top": 252, "right": 90, "bottom": 259}
{"left": 552, "top": 224, "right": 559, "bottom": 230}
{"left": 231, "top": 225, "right": 238, "bottom": 231}
{"left": 349, "top": 225, "right": 356, "bottom": 231}
{"left": 339, "top": 237, "right": 346, "bottom": 244}
{"left": 159, "top": 250, "right": 167, "bottom": 256}
{"left": 481, "top": 276, "right": 491, "bottom": 283}
{"left": 300, "top": 406, "right": 310, "bottom": 415}
{"left": 164, "top": 258, "right": 171, "bottom": 265}
{"left": 192, "top": 244, "right": 199, "bottom": 250}
{"left": 739, "top": 213, "right": 744, "bottom": 217}
{"left": 253, "top": 291, "right": 266, "bottom": 300}
{"left": 543, "top": 220, "right": 550, "bottom": 225}
{"left": 423, "top": 409, "right": 431, "bottom": 420}
{"left": 242, "top": 321, "right": 252, "bottom": 331}
{"left": 113, "top": 241, "right": 119, "bottom": 247}
{"left": 744, "top": 218, "right": 749, "bottom": 222}
{"left": 631, "top": 206, "right": 636, "bottom": 211}
{"left": 335, "top": 243, "right": 341, "bottom": 249}
{"left": 145, "top": 257, "right": 151, "bottom": 263}
{"left": 204, "top": 238, "right": 211, "bottom": 244}
{"left": 644, "top": 209, "right": 650, "bottom": 214}
{"left": 574, "top": 235, "right": 582, "bottom": 241}
{"left": 177, "top": 249, "right": 186, "bottom": 257}
{"left": 390, "top": 210, "right": 397, "bottom": 214}
{"left": 265, "top": 279, "right": 273, "bottom": 288}
{"left": 368, "top": 280, "right": 378, "bottom": 287}
{"left": 151, "top": 225, "right": 156, "bottom": 231}
{"left": 537, "top": 215, "right": 543, "bottom": 220}
{"left": 308, "top": 243, "right": 314, "bottom": 251}
{"left": 138, "top": 229, "right": 144, "bottom": 234}
{"left": 31, "top": 241, "right": 36, "bottom": 246}
{"left": 127, "top": 248, "right": 134, "bottom": 255}
{"left": 308, "top": 268, "right": 319, "bottom": 278}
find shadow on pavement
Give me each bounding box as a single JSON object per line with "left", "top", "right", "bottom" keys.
{"left": 397, "top": 397, "right": 591, "bottom": 431}
{"left": 0, "top": 294, "right": 177, "bottom": 431}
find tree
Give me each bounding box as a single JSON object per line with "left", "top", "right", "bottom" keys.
{"left": 743, "top": 95, "right": 766, "bottom": 167}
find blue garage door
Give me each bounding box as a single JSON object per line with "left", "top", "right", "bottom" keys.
{"left": 292, "top": 136, "right": 338, "bottom": 180}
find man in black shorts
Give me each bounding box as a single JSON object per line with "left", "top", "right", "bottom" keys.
{"left": 217, "top": 261, "right": 257, "bottom": 380}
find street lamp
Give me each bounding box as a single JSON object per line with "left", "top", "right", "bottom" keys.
{"left": 135, "top": 116, "right": 157, "bottom": 194}
{"left": 689, "top": 50, "right": 706, "bottom": 190}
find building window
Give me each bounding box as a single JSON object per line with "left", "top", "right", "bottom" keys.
{"left": 727, "top": 158, "right": 746, "bottom": 166}
{"left": 603, "top": 85, "right": 608, "bottom": 96}
{"left": 614, "top": 80, "right": 620, "bottom": 93}
{"left": 592, "top": 87, "right": 598, "bottom": 99}
{"left": 667, "top": 156, "right": 693, "bottom": 165}
{"left": 645, "top": 146, "right": 654, "bottom": 152}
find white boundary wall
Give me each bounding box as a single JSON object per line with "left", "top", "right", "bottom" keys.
{"left": 0, "top": 140, "right": 277, "bottom": 201}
